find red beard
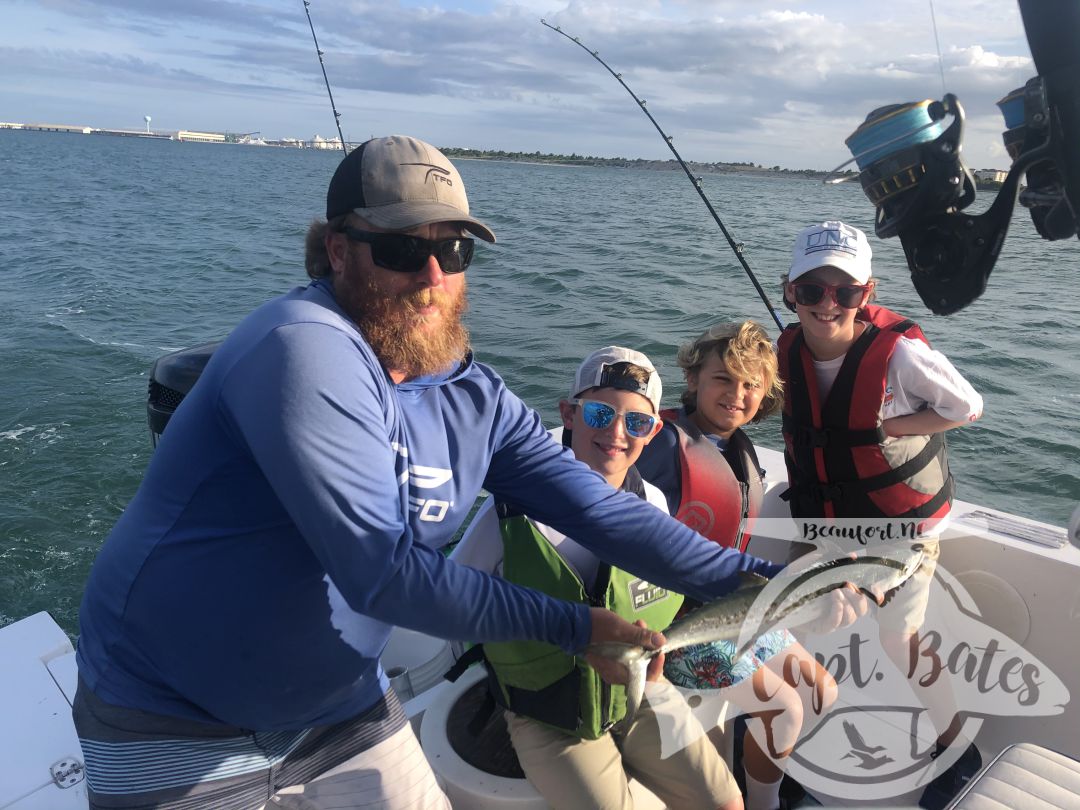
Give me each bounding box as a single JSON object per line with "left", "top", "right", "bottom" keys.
{"left": 335, "top": 254, "right": 470, "bottom": 379}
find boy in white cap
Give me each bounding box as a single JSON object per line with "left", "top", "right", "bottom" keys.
{"left": 455, "top": 346, "right": 745, "bottom": 810}
{"left": 775, "top": 220, "right": 984, "bottom": 808}
{"left": 777, "top": 220, "right": 982, "bottom": 525}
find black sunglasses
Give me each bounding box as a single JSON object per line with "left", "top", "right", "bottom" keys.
{"left": 341, "top": 227, "right": 475, "bottom": 274}
{"left": 791, "top": 280, "right": 872, "bottom": 309}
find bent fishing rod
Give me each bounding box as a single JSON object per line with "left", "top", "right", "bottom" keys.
{"left": 541, "top": 20, "right": 785, "bottom": 331}
{"left": 303, "top": 0, "right": 348, "bottom": 155}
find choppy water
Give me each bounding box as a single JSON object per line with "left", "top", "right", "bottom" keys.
{"left": 2, "top": 129, "right": 1078, "bottom": 636}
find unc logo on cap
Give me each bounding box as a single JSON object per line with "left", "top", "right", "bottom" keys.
{"left": 805, "top": 225, "right": 859, "bottom": 257}
{"left": 789, "top": 220, "right": 873, "bottom": 284}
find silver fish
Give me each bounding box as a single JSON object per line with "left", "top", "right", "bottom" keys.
{"left": 588, "top": 544, "right": 927, "bottom": 730}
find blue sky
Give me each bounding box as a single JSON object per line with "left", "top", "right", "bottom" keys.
{"left": 2, "top": 0, "right": 1035, "bottom": 169}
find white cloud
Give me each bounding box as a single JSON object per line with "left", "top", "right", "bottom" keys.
{"left": 0, "top": 0, "right": 1039, "bottom": 169}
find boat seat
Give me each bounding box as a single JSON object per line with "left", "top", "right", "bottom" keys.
{"left": 420, "top": 666, "right": 666, "bottom": 808}
{"left": 947, "top": 742, "right": 1080, "bottom": 809}
{"left": 446, "top": 675, "right": 525, "bottom": 779}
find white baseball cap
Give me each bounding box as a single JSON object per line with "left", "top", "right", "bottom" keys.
{"left": 789, "top": 221, "right": 872, "bottom": 284}
{"left": 570, "top": 347, "right": 662, "bottom": 413}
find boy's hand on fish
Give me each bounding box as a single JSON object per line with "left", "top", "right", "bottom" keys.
{"left": 818, "top": 581, "right": 873, "bottom": 631}
{"left": 777, "top": 547, "right": 922, "bottom": 637}
{"left": 586, "top": 608, "right": 665, "bottom": 685}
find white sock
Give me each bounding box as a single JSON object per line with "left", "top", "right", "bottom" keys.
{"left": 744, "top": 770, "right": 784, "bottom": 810}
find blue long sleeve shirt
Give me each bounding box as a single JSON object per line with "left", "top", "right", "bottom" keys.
{"left": 77, "top": 279, "right": 782, "bottom": 731}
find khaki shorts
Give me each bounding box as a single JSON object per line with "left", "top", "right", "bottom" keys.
{"left": 877, "top": 538, "right": 941, "bottom": 634}
{"left": 506, "top": 681, "right": 739, "bottom": 810}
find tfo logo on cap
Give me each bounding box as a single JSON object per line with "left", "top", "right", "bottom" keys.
{"left": 401, "top": 162, "right": 454, "bottom": 187}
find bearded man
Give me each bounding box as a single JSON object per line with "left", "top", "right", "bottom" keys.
{"left": 72, "top": 136, "right": 830, "bottom": 810}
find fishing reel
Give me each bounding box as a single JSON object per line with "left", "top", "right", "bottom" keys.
{"left": 844, "top": 95, "right": 1029, "bottom": 315}
{"left": 840, "top": 0, "right": 1080, "bottom": 317}
{"left": 846, "top": 96, "right": 976, "bottom": 243}
{"left": 999, "top": 78, "right": 1077, "bottom": 242}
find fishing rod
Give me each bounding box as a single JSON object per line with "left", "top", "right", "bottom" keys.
{"left": 541, "top": 19, "right": 786, "bottom": 331}
{"left": 302, "top": 0, "right": 348, "bottom": 155}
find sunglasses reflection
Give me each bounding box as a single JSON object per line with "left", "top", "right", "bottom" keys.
{"left": 574, "top": 399, "right": 657, "bottom": 438}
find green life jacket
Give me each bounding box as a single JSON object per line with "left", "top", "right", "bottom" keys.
{"left": 483, "top": 469, "right": 684, "bottom": 739}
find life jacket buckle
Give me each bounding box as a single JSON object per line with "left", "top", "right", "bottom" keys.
{"left": 794, "top": 426, "right": 831, "bottom": 448}
{"left": 806, "top": 482, "right": 844, "bottom": 502}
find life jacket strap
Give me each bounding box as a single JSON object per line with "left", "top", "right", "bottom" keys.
{"left": 784, "top": 433, "right": 953, "bottom": 518}
{"left": 444, "top": 643, "right": 486, "bottom": 682}
{"left": 783, "top": 414, "right": 886, "bottom": 448}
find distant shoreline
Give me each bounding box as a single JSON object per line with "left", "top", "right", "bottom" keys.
{"left": 442, "top": 148, "right": 846, "bottom": 181}
{"left": 2, "top": 127, "right": 1009, "bottom": 179}
{"left": 0, "top": 126, "right": 846, "bottom": 177}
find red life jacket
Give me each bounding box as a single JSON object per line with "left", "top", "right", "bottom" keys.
{"left": 656, "top": 408, "right": 762, "bottom": 552}
{"left": 776, "top": 305, "right": 954, "bottom": 523}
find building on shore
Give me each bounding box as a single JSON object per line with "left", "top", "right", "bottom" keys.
{"left": 311, "top": 134, "right": 342, "bottom": 150}
{"left": 975, "top": 168, "right": 1008, "bottom": 184}
{"left": 5, "top": 123, "right": 93, "bottom": 134}
{"left": 3, "top": 122, "right": 354, "bottom": 150}
{"left": 176, "top": 130, "right": 226, "bottom": 144}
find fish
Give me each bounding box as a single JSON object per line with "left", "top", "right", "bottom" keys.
{"left": 587, "top": 544, "right": 927, "bottom": 730}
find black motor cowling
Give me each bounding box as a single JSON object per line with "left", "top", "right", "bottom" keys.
{"left": 147, "top": 341, "right": 220, "bottom": 446}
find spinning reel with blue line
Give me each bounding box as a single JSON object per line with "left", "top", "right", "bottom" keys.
{"left": 998, "top": 79, "right": 1077, "bottom": 244}
{"left": 835, "top": 0, "right": 1080, "bottom": 316}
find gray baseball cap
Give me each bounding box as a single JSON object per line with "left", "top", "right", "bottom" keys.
{"left": 325, "top": 135, "right": 496, "bottom": 243}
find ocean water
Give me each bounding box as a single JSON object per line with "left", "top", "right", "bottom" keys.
{"left": 2, "top": 128, "right": 1079, "bottom": 636}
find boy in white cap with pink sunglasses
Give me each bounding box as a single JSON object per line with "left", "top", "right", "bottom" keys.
{"left": 777, "top": 220, "right": 982, "bottom": 527}
{"left": 776, "top": 220, "right": 984, "bottom": 808}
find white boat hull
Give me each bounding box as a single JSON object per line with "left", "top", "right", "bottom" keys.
{"left": 2, "top": 443, "right": 1077, "bottom": 808}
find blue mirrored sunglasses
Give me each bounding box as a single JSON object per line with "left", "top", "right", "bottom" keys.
{"left": 571, "top": 398, "right": 657, "bottom": 438}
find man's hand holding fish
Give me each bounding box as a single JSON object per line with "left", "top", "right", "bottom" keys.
{"left": 586, "top": 616, "right": 667, "bottom": 685}
{"left": 586, "top": 608, "right": 667, "bottom": 686}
